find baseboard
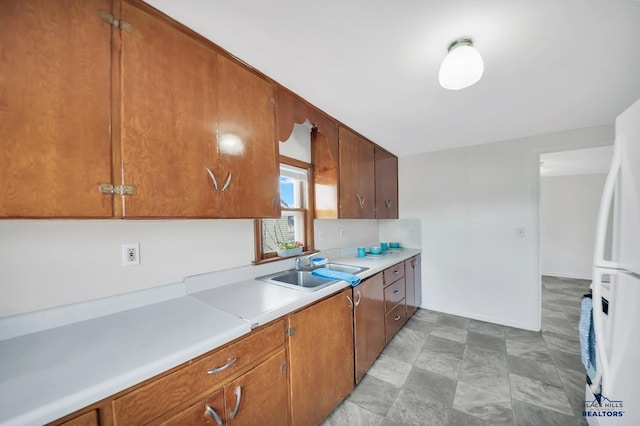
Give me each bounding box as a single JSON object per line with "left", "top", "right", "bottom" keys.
{"left": 418, "top": 302, "right": 539, "bottom": 331}
{"left": 541, "top": 270, "right": 592, "bottom": 280}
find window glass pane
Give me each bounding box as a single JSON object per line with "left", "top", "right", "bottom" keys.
{"left": 279, "top": 164, "right": 307, "bottom": 208}
{"left": 262, "top": 211, "right": 305, "bottom": 252}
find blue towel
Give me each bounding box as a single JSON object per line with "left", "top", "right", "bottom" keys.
{"left": 311, "top": 268, "right": 361, "bottom": 286}
{"left": 579, "top": 296, "right": 597, "bottom": 382}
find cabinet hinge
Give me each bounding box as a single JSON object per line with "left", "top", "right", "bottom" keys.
{"left": 99, "top": 10, "right": 133, "bottom": 32}
{"left": 286, "top": 327, "right": 295, "bottom": 337}
{"left": 98, "top": 183, "right": 135, "bottom": 196}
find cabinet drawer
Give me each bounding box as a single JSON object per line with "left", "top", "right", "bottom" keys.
{"left": 113, "top": 319, "right": 285, "bottom": 425}
{"left": 383, "top": 263, "right": 404, "bottom": 285}
{"left": 384, "top": 277, "right": 405, "bottom": 312}
{"left": 385, "top": 300, "right": 407, "bottom": 342}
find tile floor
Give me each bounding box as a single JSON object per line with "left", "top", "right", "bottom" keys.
{"left": 322, "top": 275, "right": 591, "bottom": 426}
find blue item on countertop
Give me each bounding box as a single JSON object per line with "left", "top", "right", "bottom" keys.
{"left": 311, "top": 268, "right": 361, "bottom": 286}
{"left": 579, "top": 295, "right": 597, "bottom": 383}
{"left": 312, "top": 257, "right": 328, "bottom": 266}
{"left": 357, "top": 247, "right": 366, "bottom": 258}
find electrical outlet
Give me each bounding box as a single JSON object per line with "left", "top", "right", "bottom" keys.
{"left": 319, "top": 230, "right": 325, "bottom": 241}
{"left": 122, "top": 243, "right": 140, "bottom": 266}
{"left": 339, "top": 228, "right": 345, "bottom": 238}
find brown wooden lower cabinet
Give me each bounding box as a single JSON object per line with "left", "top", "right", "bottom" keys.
{"left": 161, "top": 349, "right": 288, "bottom": 426}
{"left": 353, "top": 273, "right": 385, "bottom": 383}
{"left": 287, "top": 287, "right": 355, "bottom": 426}
{"left": 405, "top": 255, "right": 422, "bottom": 316}
{"left": 50, "top": 258, "right": 423, "bottom": 426}
{"left": 383, "top": 262, "right": 408, "bottom": 343}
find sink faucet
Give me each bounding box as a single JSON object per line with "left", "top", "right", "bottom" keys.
{"left": 295, "top": 253, "right": 317, "bottom": 270}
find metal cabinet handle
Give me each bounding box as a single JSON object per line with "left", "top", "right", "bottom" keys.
{"left": 205, "top": 405, "right": 223, "bottom": 426}
{"left": 394, "top": 315, "right": 401, "bottom": 321}
{"left": 355, "top": 290, "right": 362, "bottom": 306}
{"left": 393, "top": 290, "right": 399, "bottom": 295}
{"left": 385, "top": 199, "right": 391, "bottom": 208}
{"left": 230, "top": 386, "right": 242, "bottom": 419}
{"left": 347, "top": 295, "right": 353, "bottom": 310}
{"left": 222, "top": 172, "right": 232, "bottom": 192}
{"left": 206, "top": 168, "right": 219, "bottom": 190}
{"left": 393, "top": 270, "right": 399, "bottom": 274}
{"left": 207, "top": 357, "right": 237, "bottom": 374}
{"left": 356, "top": 194, "right": 365, "bottom": 207}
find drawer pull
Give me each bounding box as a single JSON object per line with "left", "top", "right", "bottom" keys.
{"left": 205, "top": 405, "right": 223, "bottom": 426}
{"left": 394, "top": 315, "right": 401, "bottom": 321}
{"left": 207, "top": 357, "right": 237, "bottom": 374}
{"left": 230, "top": 386, "right": 242, "bottom": 419}
{"left": 393, "top": 270, "right": 399, "bottom": 274}
{"left": 393, "top": 290, "right": 399, "bottom": 295}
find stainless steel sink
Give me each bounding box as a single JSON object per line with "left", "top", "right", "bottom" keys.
{"left": 258, "top": 263, "right": 369, "bottom": 292}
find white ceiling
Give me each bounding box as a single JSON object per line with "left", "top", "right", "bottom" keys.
{"left": 145, "top": 0, "right": 640, "bottom": 157}
{"left": 540, "top": 145, "right": 613, "bottom": 177}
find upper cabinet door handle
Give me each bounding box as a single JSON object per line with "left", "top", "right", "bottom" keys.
{"left": 356, "top": 194, "right": 365, "bottom": 207}
{"left": 385, "top": 199, "right": 391, "bottom": 208}
{"left": 206, "top": 167, "right": 219, "bottom": 190}
{"left": 222, "top": 172, "right": 232, "bottom": 192}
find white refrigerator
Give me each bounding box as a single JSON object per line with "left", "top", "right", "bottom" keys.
{"left": 586, "top": 97, "right": 640, "bottom": 425}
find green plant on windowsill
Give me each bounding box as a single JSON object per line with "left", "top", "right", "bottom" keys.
{"left": 277, "top": 241, "right": 304, "bottom": 250}
{"left": 276, "top": 241, "right": 304, "bottom": 257}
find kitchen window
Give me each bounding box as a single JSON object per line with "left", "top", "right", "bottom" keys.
{"left": 255, "top": 157, "right": 314, "bottom": 262}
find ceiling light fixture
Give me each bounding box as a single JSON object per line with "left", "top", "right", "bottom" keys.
{"left": 438, "top": 38, "right": 484, "bottom": 90}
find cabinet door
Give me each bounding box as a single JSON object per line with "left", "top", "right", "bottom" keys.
{"left": 405, "top": 258, "right": 417, "bottom": 316}
{"left": 354, "top": 273, "right": 385, "bottom": 383}
{"left": 224, "top": 349, "right": 288, "bottom": 426}
{"left": 216, "top": 55, "right": 279, "bottom": 218}
{"left": 375, "top": 147, "right": 399, "bottom": 219}
{"left": 288, "top": 288, "right": 354, "bottom": 425}
{"left": 118, "top": 2, "right": 219, "bottom": 217}
{"left": 339, "top": 127, "right": 375, "bottom": 218}
{"left": 0, "top": 0, "right": 112, "bottom": 218}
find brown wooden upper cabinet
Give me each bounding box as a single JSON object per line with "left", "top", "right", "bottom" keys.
{"left": 1, "top": 0, "right": 280, "bottom": 218}
{"left": 0, "top": 0, "right": 114, "bottom": 218}
{"left": 339, "top": 127, "right": 375, "bottom": 218}
{"left": 118, "top": 1, "right": 220, "bottom": 218}
{"left": 118, "top": 2, "right": 279, "bottom": 218}
{"left": 374, "top": 146, "right": 399, "bottom": 219}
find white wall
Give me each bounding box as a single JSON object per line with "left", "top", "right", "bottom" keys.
{"left": 540, "top": 174, "right": 606, "bottom": 279}
{"left": 399, "top": 125, "right": 613, "bottom": 330}
{"left": 0, "top": 217, "right": 384, "bottom": 318}
{"left": 314, "top": 219, "right": 380, "bottom": 251}
{"left": 0, "top": 220, "right": 255, "bottom": 317}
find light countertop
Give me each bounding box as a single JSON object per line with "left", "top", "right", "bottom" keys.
{"left": 191, "top": 248, "right": 421, "bottom": 326}
{"left": 0, "top": 248, "right": 420, "bottom": 426}
{"left": 0, "top": 297, "right": 250, "bottom": 426}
